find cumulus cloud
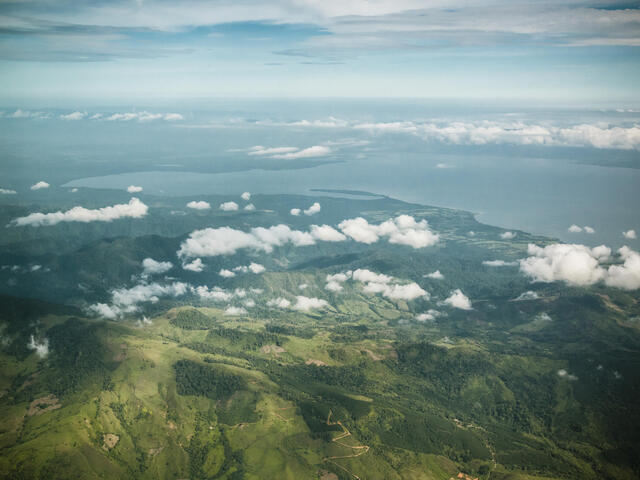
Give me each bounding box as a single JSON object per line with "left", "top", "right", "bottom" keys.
{"left": 248, "top": 262, "right": 265, "bottom": 274}
{"left": 352, "top": 269, "right": 392, "bottom": 284}
{"left": 89, "top": 281, "right": 188, "bottom": 318}
{"left": 30, "top": 181, "right": 49, "bottom": 190}
{"left": 500, "top": 231, "right": 516, "bottom": 240}
{"left": 267, "top": 297, "right": 292, "bottom": 309}
{"left": 243, "top": 299, "right": 255, "bottom": 308}
{"left": 310, "top": 224, "right": 346, "bottom": 242}
{"left": 178, "top": 224, "right": 320, "bottom": 258}
{"left": 244, "top": 203, "right": 256, "bottom": 211}
{"left": 248, "top": 146, "right": 298, "bottom": 156}
{"left": 623, "top": 229, "right": 637, "bottom": 239}
{"left": 327, "top": 268, "right": 428, "bottom": 301}
{"left": 224, "top": 306, "right": 247, "bottom": 316}
{"left": 11, "top": 197, "right": 148, "bottom": 227}
{"left": 105, "top": 111, "right": 183, "bottom": 122}
{"left": 483, "top": 260, "right": 519, "bottom": 267}
{"left": 182, "top": 258, "right": 204, "bottom": 272}
{"left": 275, "top": 146, "right": 331, "bottom": 159}
{"left": 514, "top": 290, "right": 539, "bottom": 301}
{"left": 304, "top": 202, "right": 321, "bottom": 216}
{"left": 519, "top": 243, "right": 610, "bottom": 287}
{"left": 376, "top": 282, "right": 429, "bottom": 301}
{"left": 142, "top": 258, "right": 172, "bottom": 276}
{"left": 325, "top": 280, "right": 344, "bottom": 292}
{"left": 60, "top": 111, "right": 86, "bottom": 120}
{"left": 584, "top": 226, "right": 595, "bottom": 234}
{"left": 604, "top": 246, "right": 640, "bottom": 290}
{"left": 520, "top": 243, "right": 640, "bottom": 290}
{"left": 339, "top": 215, "right": 439, "bottom": 248}
{"left": 290, "top": 208, "right": 301, "bottom": 216}
{"left": 241, "top": 192, "right": 251, "bottom": 201}
{"left": 416, "top": 309, "right": 442, "bottom": 322}
{"left": 127, "top": 185, "right": 143, "bottom": 193}
{"left": 248, "top": 145, "right": 331, "bottom": 159}
{"left": 193, "top": 286, "right": 232, "bottom": 302}
{"left": 293, "top": 296, "right": 329, "bottom": 311}
{"left": 353, "top": 120, "right": 640, "bottom": 151}
{"left": 424, "top": 270, "right": 444, "bottom": 279}
{"left": 568, "top": 224, "right": 583, "bottom": 233}
{"left": 557, "top": 369, "right": 578, "bottom": 381}
{"left": 27, "top": 335, "right": 49, "bottom": 358}
{"left": 219, "top": 269, "right": 236, "bottom": 278}
{"left": 219, "top": 201, "right": 239, "bottom": 211}
{"left": 0, "top": 188, "right": 17, "bottom": 194}
{"left": 187, "top": 200, "right": 211, "bottom": 210}
{"left": 442, "top": 289, "right": 472, "bottom": 310}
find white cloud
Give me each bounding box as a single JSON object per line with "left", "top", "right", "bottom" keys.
{"left": 483, "top": 260, "right": 519, "bottom": 267}
{"left": 623, "top": 229, "right": 637, "bottom": 239}
{"left": 293, "top": 296, "right": 329, "bottom": 311}
{"left": 241, "top": 192, "right": 251, "bottom": 201}
{"left": 219, "top": 269, "right": 236, "bottom": 278}
{"left": 182, "top": 258, "right": 204, "bottom": 272}
{"left": 557, "top": 369, "right": 578, "bottom": 381}
{"left": 248, "top": 262, "right": 266, "bottom": 274}
{"left": 248, "top": 146, "right": 298, "bottom": 156}
{"left": 519, "top": 243, "right": 610, "bottom": 287}
{"left": 303, "top": 202, "right": 321, "bottom": 216}
{"left": 352, "top": 269, "right": 392, "bottom": 284}
{"left": 142, "top": 258, "right": 172, "bottom": 276}
{"left": 30, "top": 181, "right": 49, "bottom": 190}
{"left": 225, "top": 306, "right": 247, "bottom": 316}
{"left": 219, "top": 201, "right": 239, "bottom": 211}
{"left": 11, "top": 197, "right": 148, "bottom": 227}
{"left": 127, "top": 185, "right": 143, "bottom": 193}
{"left": 244, "top": 203, "right": 256, "bottom": 211}
{"left": 298, "top": 283, "right": 308, "bottom": 290}
{"left": 416, "top": 309, "right": 442, "bottom": 322}
{"left": 193, "top": 286, "right": 232, "bottom": 302}
{"left": 310, "top": 224, "right": 346, "bottom": 242}
{"left": 243, "top": 299, "right": 256, "bottom": 308}
{"left": 377, "top": 282, "right": 429, "bottom": 301}
{"left": 290, "top": 208, "right": 301, "bottom": 216}
{"left": 436, "top": 163, "right": 454, "bottom": 169}
{"left": 178, "top": 224, "right": 318, "bottom": 258}
{"left": 424, "top": 270, "right": 444, "bottom": 279}
{"left": 70, "top": 188, "right": 78, "bottom": 193}
{"left": 327, "top": 272, "right": 351, "bottom": 283}
{"left": 584, "top": 226, "right": 595, "bottom": 234}
{"left": 267, "top": 297, "right": 292, "bottom": 309}
{"left": 105, "top": 111, "right": 183, "bottom": 122}
{"left": 568, "top": 224, "right": 583, "bottom": 233}
{"left": 325, "top": 281, "right": 344, "bottom": 292}
{"left": 27, "top": 335, "right": 49, "bottom": 358}
{"left": 90, "top": 281, "right": 188, "bottom": 318}
{"left": 500, "top": 231, "right": 516, "bottom": 240}
{"left": 273, "top": 146, "right": 331, "bottom": 159}
{"left": 0, "top": 188, "right": 17, "bottom": 194}
{"left": 604, "top": 246, "right": 640, "bottom": 290}
{"left": 339, "top": 215, "right": 439, "bottom": 248}
{"left": 514, "top": 290, "right": 539, "bottom": 301}
{"left": 442, "top": 289, "right": 472, "bottom": 310}
{"left": 187, "top": 200, "right": 211, "bottom": 210}
{"left": 60, "top": 111, "right": 86, "bottom": 120}
{"left": 353, "top": 120, "right": 640, "bottom": 151}
{"left": 135, "top": 316, "right": 153, "bottom": 327}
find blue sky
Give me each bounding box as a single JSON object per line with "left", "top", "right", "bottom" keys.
{"left": 0, "top": 0, "right": 639, "bottom": 103}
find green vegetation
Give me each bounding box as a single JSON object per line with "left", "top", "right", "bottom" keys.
{"left": 0, "top": 193, "right": 638, "bottom": 479}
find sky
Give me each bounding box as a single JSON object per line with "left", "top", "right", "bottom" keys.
{"left": 0, "top": 0, "right": 639, "bottom": 103}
